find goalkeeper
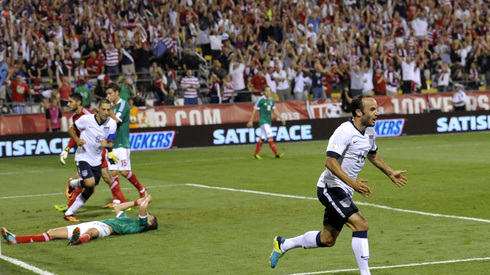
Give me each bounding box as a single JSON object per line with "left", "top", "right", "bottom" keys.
{"left": 55, "top": 93, "right": 128, "bottom": 220}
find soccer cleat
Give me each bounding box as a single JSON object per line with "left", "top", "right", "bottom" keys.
{"left": 64, "top": 215, "right": 80, "bottom": 222}
{"left": 270, "top": 236, "right": 285, "bottom": 268}
{"left": 102, "top": 200, "right": 120, "bottom": 209}
{"left": 275, "top": 153, "right": 285, "bottom": 159}
{"left": 66, "top": 178, "right": 75, "bottom": 200}
{"left": 68, "top": 227, "right": 81, "bottom": 246}
{"left": 253, "top": 154, "right": 262, "bottom": 160}
{"left": 139, "top": 187, "right": 148, "bottom": 198}
{"left": 54, "top": 204, "right": 69, "bottom": 212}
{"left": 1, "top": 227, "right": 17, "bottom": 245}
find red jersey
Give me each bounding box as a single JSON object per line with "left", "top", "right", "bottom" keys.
{"left": 59, "top": 83, "right": 72, "bottom": 100}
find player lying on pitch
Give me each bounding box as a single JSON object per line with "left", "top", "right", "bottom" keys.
{"left": 2, "top": 195, "right": 157, "bottom": 246}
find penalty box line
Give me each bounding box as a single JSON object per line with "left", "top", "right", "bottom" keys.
{"left": 184, "top": 183, "right": 490, "bottom": 224}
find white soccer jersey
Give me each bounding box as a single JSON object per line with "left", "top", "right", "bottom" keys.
{"left": 74, "top": 115, "right": 117, "bottom": 166}
{"left": 317, "top": 120, "right": 377, "bottom": 198}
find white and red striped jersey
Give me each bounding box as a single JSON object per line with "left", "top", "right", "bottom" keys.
{"left": 104, "top": 48, "right": 119, "bottom": 67}
{"left": 181, "top": 76, "right": 200, "bottom": 98}
{"left": 223, "top": 80, "right": 235, "bottom": 101}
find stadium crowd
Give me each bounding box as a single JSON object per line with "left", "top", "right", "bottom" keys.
{"left": 0, "top": 0, "right": 488, "bottom": 114}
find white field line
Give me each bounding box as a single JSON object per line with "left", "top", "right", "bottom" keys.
{"left": 185, "top": 183, "right": 490, "bottom": 224}
{"left": 283, "top": 257, "right": 490, "bottom": 275}
{"left": 0, "top": 255, "right": 56, "bottom": 275}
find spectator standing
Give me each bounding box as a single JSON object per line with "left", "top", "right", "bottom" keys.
{"left": 222, "top": 75, "right": 235, "bottom": 103}
{"left": 128, "top": 98, "right": 139, "bottom": 129}
{"left": 46, "top": 97, "right": 62, "bottom": 132}
{"left": 101, "top": 40, "right": 121, "bottom": 79}
{"left": 120, "top": 40, "right": 136, "bottom": 75}
{"left": 9, "top": 75, "right": 34, "bottom": 114}
{"left": 452, "top": 84, "right": 466, "bottom": 111}
{"left": 118, "top": 77, "right": 135, "bottom": 101}
{"left": 85, "top": 51, "right": 104, "bottom": 84}
{"left": 56, "top": 69, "right": 72, "bottom": 112}
{"left": 436, "top": 62, "right": 451, "bottom": 93}
{"left": 395, "top": 52, "right": 416, "bottom": 94}
{"left": 93, "top": 75, "right": 107, "bottom": 104}
{"left": 229, "top": 52, "right": 248, "bottom": 102}
{"left": 349, "top": 64, "right": 364, "bottom": 98}
{"left": 249, "top": 69, "right": 268, "bottom": 102}
{"left": 274, "top": 66, "right": 293, "bottom": 101}
{"left": 373, "top": 68, "right": 387, "bottom": 96}
{"left": 180, "top": 70, "right": 200, "bottom": 105}
{"left": 74, "top": 79, "right": 93, "bottom": 108}
{"left": 264, "top": 65, "right": 279, "bottom": 101}
{"left": 181, "top": 48, "right": 201, "bottom": 71}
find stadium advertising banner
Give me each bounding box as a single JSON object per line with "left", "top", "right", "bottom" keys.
{"left": 2, "top": 111, "right": 488, "bottom": 158}
{"left": 3, "top": 91, "right": 490, "bottom": 136}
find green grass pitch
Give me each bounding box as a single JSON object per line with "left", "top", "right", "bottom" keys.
{"left": 0, "top": 132, "right": 489, "bottom": 274}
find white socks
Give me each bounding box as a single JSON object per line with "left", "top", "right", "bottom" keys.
{"left": 352, "top": 231, "right": 370, "bottom": 275}
{"left": 281, "top": 231, "right": 321, "bottom": 252}
{"left": 65, "top": 195, "right": 86, "bottom": 216}
{"left": 69, "top": 178, "right": 83, "bottom": 188}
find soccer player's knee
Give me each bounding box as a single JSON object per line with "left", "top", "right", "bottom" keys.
{"left": 321, "top": 235, "right": 336, "bottom": 247}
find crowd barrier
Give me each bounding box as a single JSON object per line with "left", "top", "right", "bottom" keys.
{"left": 1, "top": 91, "right": 490, "bottom": 136}
{"left": 1, "top": 109, "right": 489, "bottom": 158}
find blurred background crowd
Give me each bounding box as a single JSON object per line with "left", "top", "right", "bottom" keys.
{"left": 0, "top": 0, "right": 488, "bottom": 115}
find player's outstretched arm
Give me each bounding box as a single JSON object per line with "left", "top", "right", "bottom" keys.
{"left": 367, "top": 152, "right": 407, "bottom": 187}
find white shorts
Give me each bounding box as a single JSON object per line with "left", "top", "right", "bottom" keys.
{"left": 259, "top": 124, "right": 273, "bottom": 140}
{"left": 108, "top": 148, "right": 132, "bottom": 171}
{"left": 66, "top": 221, "right": 111, "bottom": 239}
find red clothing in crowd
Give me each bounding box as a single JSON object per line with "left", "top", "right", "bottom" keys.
{"left": 10, "top": 81, "right": 31, "bottom": 102}
{"left": 59, "top": 82, "right": 72, "bottom": 101}
{"left": 373, "top": 74, "right": 387, "bottom": 95}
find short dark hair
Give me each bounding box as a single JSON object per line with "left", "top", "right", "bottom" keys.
{"left": 148, "top": 215, "right": 158, "bottom": 230}
{"left": 351, "top": 95, "right": 371, "bottom": 117}
{"left": 105, "top": 82, "right": 120, "bottom": 94}
{"left": 98, "top": 98, "right": 111, "bottom": 106}
{"left": 69, "top": 92, "right": 83, "bottom": 103}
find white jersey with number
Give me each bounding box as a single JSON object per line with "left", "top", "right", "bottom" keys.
{"left": 74, "top": 115, "right": 117, "bottom": 166}
{"left": 317, "top": 120, "right": 377, "bottom": 198}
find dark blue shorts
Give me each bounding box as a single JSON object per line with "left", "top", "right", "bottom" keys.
{"left": 317, "top": 187, "right": 359, "bottom": 232}
{"left": 76, "top": 161, "right": 102, "bottom": 186}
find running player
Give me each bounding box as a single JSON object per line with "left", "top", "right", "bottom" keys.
{"left": 269, "top": 96, "right": 407, "bottom": 274}
{"left": 55, "top": 93, "right": 127, "bottom": 218}
{"left": 62, "top": 99, "right": 117, "bottom": 221}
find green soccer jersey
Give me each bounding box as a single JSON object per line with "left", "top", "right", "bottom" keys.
{"left": 113, "top": 99, "right": 130, "bottom": 148}
{"left": 254, "top": 96, "right": 275, "bottom": 126}
{"left": 100, "top": 212, "right": 148, "bottom": 235}
{"left": 75, "top": 86, "right": 92, "bottom": 107}
{"left": 119, "top": 84, "right": 132, "bottom": 101}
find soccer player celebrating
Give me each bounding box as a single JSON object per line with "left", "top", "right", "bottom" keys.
{"left": 2, "top": 196, "right": 157, "bottom": 246}
{"left": 246, "top": 86, "right": 286, "bottom": 159}
{"left": 106, "top": 83, "right": 148, "bottom": 198}
{"left": 269, "top": 96, "right": 407, "bottom": 274}
{"left": 62, "top": 99, "right": 117, "bottom": 221}
{"left": 56, "top": 93, "right": 128, "bottom": 218}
